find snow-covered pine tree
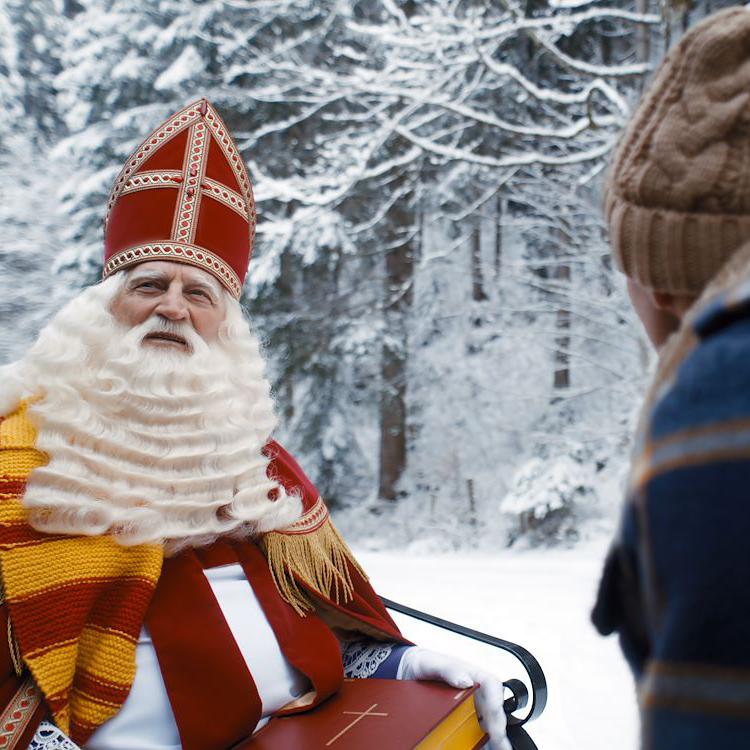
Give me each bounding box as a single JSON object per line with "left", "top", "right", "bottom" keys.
{"left": 0, "top": 0, "right": 69, "bottom": 364}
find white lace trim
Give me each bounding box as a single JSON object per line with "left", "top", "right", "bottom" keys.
{"left": 28, "top": 721, "right": 81, "bottom": 750}
{"left": 341, "top": 641, "right": 394, "bottom": 679}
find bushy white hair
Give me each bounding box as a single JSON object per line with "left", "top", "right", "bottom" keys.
{"left": 1, "top": 273, "right": 302, "bottom": 551}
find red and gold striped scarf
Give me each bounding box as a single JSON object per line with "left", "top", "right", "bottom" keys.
{"left": 0, "top": 400, "right": 367, "bottom": 743}
{"left": 0, "top": 401, "right": 163, "bottom": 743}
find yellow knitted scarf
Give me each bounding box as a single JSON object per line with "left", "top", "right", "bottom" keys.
{"left": 0, "top": 401, "right": 162, "bottom": 742}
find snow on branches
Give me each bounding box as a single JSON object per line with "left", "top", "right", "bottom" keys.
{"left": 2, "top": 0, "right": 718, "bottom": 547}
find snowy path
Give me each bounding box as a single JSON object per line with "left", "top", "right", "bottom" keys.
{"left": 356, "top": 542, "right": 638, "bottom": 750}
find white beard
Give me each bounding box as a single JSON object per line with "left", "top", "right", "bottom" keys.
{"left": 1, "top": 275, "right": 302, "bottom": 552}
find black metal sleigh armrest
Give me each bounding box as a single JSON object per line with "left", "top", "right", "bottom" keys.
{"left": 381, "top": 596, "right": 547, "bottom": 749}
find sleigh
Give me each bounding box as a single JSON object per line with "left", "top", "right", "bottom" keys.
{"left": 382, "top": 597, "right": 547, "bottom": 750}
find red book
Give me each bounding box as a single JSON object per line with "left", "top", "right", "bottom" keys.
{"left": 240, "top": 678, "right": 488, "bottom": 749}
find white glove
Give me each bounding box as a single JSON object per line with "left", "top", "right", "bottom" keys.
{"left": 398, "top": 647, "right": 512, "bottom": 750}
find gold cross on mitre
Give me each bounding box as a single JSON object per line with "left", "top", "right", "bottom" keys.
{"left": 325, "top": 703, "right": 389, "bottom": 746}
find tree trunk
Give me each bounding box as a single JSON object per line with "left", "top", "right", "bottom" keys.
{"left": 601, "top": 24, "right": 612, "bottom": 66}
{"left": 378, "top": 179, "right": 415, "bottom": 501}
{"left": 553, "top": 260, "right": 571, "bottom": 391}
{"left": 636, "top": 0, "right": 651, "bottom": 71}
{"left": 471, "top": 213, "right": 488, "bottom": 302}
{"left": 495, "top": 194, "right": 504, "bottom": 278}
{"left": 278, "top": 247, "right": 296, "bottom": 423}
{"left": 681, "top": 2, "right": 691, "bottom": 33}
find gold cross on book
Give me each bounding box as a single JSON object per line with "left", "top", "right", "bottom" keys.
{"left": 326, "top": 703, "right": 390, "bottom": 746}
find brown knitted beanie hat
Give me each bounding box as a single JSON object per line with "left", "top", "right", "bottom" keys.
{"left": 605, "top": 6, "right": 750, "bottom": 295}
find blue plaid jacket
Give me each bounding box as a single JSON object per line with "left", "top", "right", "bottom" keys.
{"left": 593, "top": 275, "right": 750, "bottom": 748}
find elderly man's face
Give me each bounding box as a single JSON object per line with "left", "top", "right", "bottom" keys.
{"left": 111, "top": 261, "right": 227, "bottom": 351}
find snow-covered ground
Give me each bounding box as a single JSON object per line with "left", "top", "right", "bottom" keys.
{"left": 357, "top": 541, "right": 638, "bottom": 750}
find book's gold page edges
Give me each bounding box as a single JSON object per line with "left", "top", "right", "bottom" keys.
{"left": 416, "top": 693, "right": 487, "bottom": 749}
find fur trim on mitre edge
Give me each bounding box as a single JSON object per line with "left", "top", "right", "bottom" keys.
{"left": 260, "top": 497, "right": 367, "bottom": 616}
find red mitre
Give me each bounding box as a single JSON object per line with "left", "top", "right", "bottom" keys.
{"left": 102, "top": 98, "right": 255, "bottom": 299}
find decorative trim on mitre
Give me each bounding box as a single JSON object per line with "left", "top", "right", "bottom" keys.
{"left": 260, "top": 497, "right": 369, "bottom": 616}
{"left": 120, "top": 170, "right": 183, "bottom": 198}
{"left": 104, "top": 101, "right": 203, "bottom": 228}
{"left": 103, "top": 243, "right": 243, "bottom": 299}
{"left": 202, "top": 105, "right": 252, "bottom": 207}
{"left": 172, "top": 120, "right": 210, "bottom": 246}
{"left": 202, "top": 177, "right": 249, "bottom": 220}
{"left": 119, "top": 170, "right": 250, "bottom": 222}
{"left": 202, "top": 103, "right": 257, "bottom": 253}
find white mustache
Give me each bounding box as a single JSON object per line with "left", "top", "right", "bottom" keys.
{"left": 140, "top": 319, "right": 202, "bottom": 353}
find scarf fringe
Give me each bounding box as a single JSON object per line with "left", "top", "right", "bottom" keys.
{"left": 261, "top": 509, "right": 367, "bottom": 616}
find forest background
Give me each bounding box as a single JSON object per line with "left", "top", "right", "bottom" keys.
{"left": 0, "top": 0, "right": 734, "bottom": 552}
